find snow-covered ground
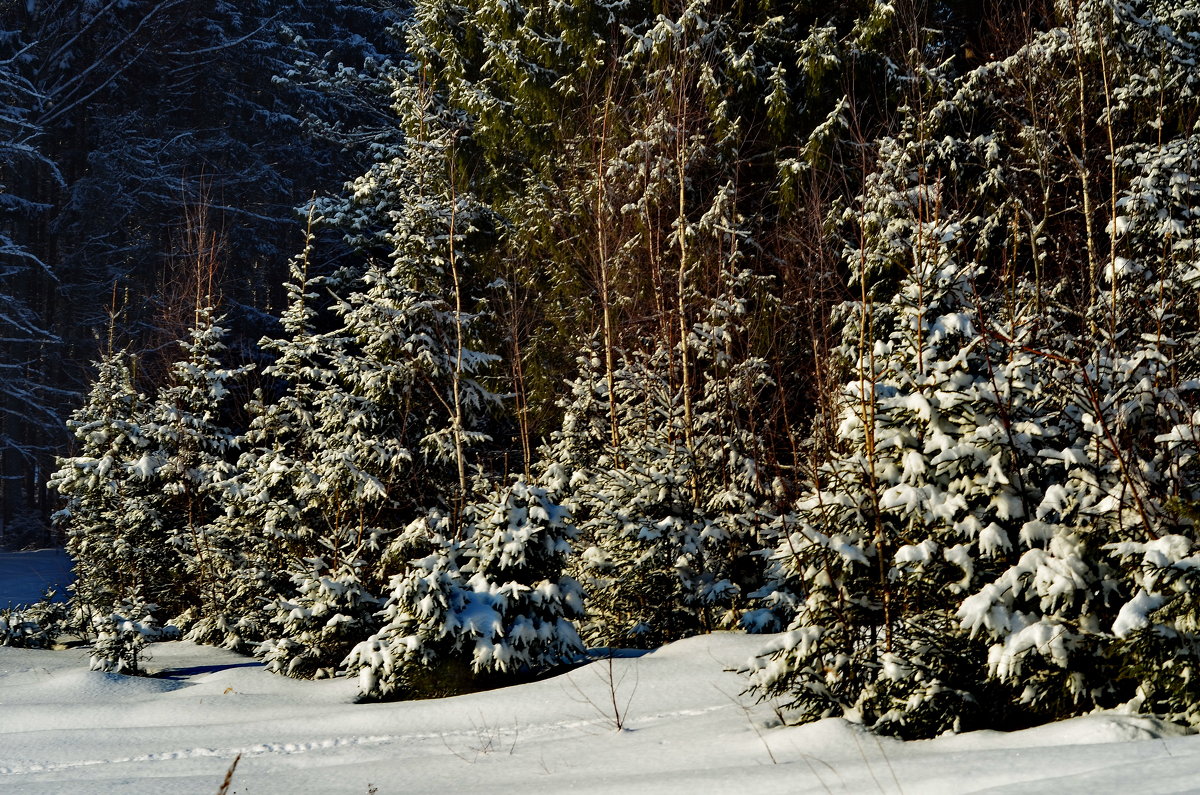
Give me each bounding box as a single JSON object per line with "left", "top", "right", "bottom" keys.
{"left": 1, "top": 554, "right": 1197, "bottom": 794}
{"left": 0, "top": 549, "right": 72, "bottom": 607}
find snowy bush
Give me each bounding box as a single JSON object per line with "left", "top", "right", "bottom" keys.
{"left": 347, "top": 477, "right": 584, "bottom": 699}
{"left": 0, "top": 594, "right": 67, "bottom": 649}
{"left": 88, "top": 598, "right": 176, "bottom": 675}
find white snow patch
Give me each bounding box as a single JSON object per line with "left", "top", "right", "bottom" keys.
{"left": 3, "top": 555, "right": 1200, "bottom": 793}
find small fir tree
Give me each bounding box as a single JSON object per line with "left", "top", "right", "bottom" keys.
{"left": 347, "top": 473, "right": 584, "bottom": 699}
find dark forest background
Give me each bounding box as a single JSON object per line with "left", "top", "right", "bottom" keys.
{"left": 0, "top": 1, "right": 403, "bottom": 543}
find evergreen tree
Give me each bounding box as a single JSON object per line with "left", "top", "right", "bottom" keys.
{"left": 50, "top": 348, "right": 164, "bottom": 622}
{"left": 212, "top": 225, "right": 362, "bottom": 658}
{"left": 747, "top": 119, "right": 1046, "bottom": 735}
{"left": 940, "top": 0, "right": 1200, "bottom": 725}
{"left": 238, "top": 239, "right": 402, "bottom": 677}
{"left": 347, "top": 474, "right": 584, "bottom": 699}
{"left": 151, "top": 305, "right": 252, "bottom": 640}
{"left": 552, "top": 266, "right": 775, "bottom": 647}
{"left": 51, "top": 304, "right": 247, "bottom": 646}
{"left": 748, "top": 0, "right": 1200, "bottom": 736}
{"left": 249, "top": 69, "right": 501, "bottom": 678}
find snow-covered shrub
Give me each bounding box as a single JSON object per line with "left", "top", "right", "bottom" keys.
{"left": 88, "top": 598, "right": 175, "bottom": 675}
{"left": 347, "top": 476, "right": 584, "bottom": 699}
{"left": 0, "top": 594, "right": 68, "bottom": 649}
{"left": 258, "top": 553, "right": 387, "bottom": 680}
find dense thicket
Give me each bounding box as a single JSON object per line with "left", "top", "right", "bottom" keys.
{"left": 8, "top": 0, "right": 1200, "bottom": 736}
{"left": 745, "top": 0, "right": 1200, "bottom": 736}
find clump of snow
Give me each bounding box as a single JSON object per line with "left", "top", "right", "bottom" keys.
{"left": 1112, "top": 589, "right": 1166, "bottom": 638}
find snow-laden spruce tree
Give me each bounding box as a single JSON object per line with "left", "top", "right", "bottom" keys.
{"left": 148, "top": 305, "right": 251, "bottom": 636}
{"left": 327, "top": 61, "right": 586, "bottom": 696}
{"left": 246, "top": 66, "right": 502, "bottom": 679}
{"left": 51, "top": 304, "right": 246, "bottom": 667}
{"left": 553, "top": 346, "right": 713, "bottom": 647}
{"left": 965, "top": 0, "right": 1200, "bottom": 722}
{"left": 51, "top": 347, "right": 159, "bottom": 623}
{"left": 746, "top": 114, "right": 1051, "bottom": 735}
{"left": 928, "top": 0, "right": 1200, "bottom": 725}
{"left": 240, "top": 240, "right": 415, "bottom": 679}
{"left": 347, "top": 471, "right": 584, "bottom": 699}
{"left": 87, "top": 598, "right": 164, "bottom": 674}
{"left": 1106, "top": 124, "right": 1200, "bottom": 722}
{"left": 211, "top": 223, "right": 389, "bottom": 666}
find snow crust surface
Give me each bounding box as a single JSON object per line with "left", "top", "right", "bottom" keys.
{"left": 1, "top": 555, "right": 1197, "bottom": 794}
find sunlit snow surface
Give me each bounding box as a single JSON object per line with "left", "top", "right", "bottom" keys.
{"left": 1, "top": 556, "right": 1197, "bottom": 794}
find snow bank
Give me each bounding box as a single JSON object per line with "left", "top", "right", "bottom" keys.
{"left": 2, "top": 552, "right": 1196, "bottom": 793}
{"left": 0, "top": 629, "right": 1196, "bottom": 794}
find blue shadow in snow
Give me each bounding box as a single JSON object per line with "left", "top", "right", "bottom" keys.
{"left": 155, "top": 662, "right": 264, "bottom": 680}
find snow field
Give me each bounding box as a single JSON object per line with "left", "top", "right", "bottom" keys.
{"left": 1, "top": 631, "right": 1197, "bottom": 794}
{"left": 3, "top": 551, "right": 1198, "bottom": 794}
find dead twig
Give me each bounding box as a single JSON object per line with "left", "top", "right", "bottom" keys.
{"left": 215, "top": 753, "right": 241, "bottom": 795}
